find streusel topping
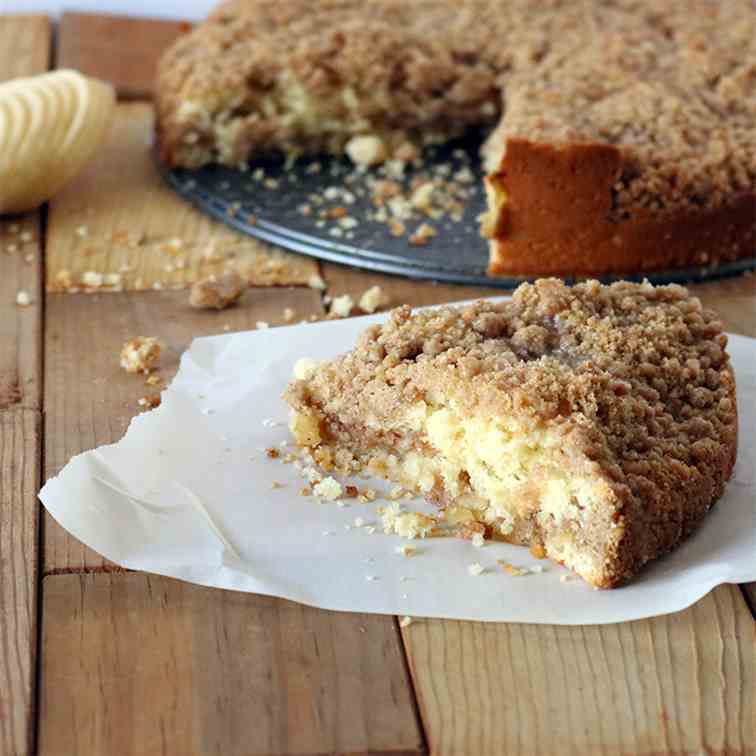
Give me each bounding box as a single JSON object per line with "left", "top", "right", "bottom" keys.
{"left": 158, "top": 0, "right": 756, "bottom": 216}
{"left": 289, "top": 279, "right": 737, "bottom": 482}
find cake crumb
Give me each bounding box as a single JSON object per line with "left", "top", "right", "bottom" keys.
{"left": 265, "top": 447, "right": 280, "bottom": 459}
{"left": 312, "top": 476, "right": 343, "bottom": 500}
{"left": 365, "top": 574, "right": 378, "bottom": 581}
{"left": 498, "top": 560, "right": 528, "bottom": 577}
{"left": 409, "top": 223, "right": 437, "bottom": 246}
{"left": 15, "top": 289, "right": 32, "bottom": 307}
{"left": 307, "top": 273, "right": 327, "bottom": 290}
{"left": 256, "top": 321, "right": 270, "bottom": 330}
{"left": 145, "top": 374, "right": 163, "bottom": 387}
{"left": 530, "top": 544, "right": 547, "bottom": 559}
{"left": 399, "top": 616, "right": 413, "bottom": 628}
{"left": 395, "top": 544, "right": 416, "bottom": 557}
{"left": 344, "top": 485, "right": 359, "bottom": 498}
{"left": 380, "top": 503, "right": 437, "bottom": 539}
{"left": 271, "top": 481, "right": 284, "bottom": 489}
{"left": 471, "top": 533, "right": 486, "bottom": 548}
{"left": 358, "top": 285, "right": 386, "bottom": 314}
{"left": 81, "top": 270, "right": 104, "bottom": 288}
{"left": 345, "top": 135, "right": 387, "bottom": 167}
{"left": 468, "top": 562, "right": 485, "bottom": 576}
{"left": 293, "top": 357, "right": 318, "bottom": 381}
{"left": 189, "top": 271, "right": 245, "bottom": 310}
{"left": 329, "top": 294, "right": 354, "bottom": 318}
{"left": 137, "top": 394, "right": 161, "bottom": 410}
{"left": 120, "top": 337, "right": 161, "bottom": 374}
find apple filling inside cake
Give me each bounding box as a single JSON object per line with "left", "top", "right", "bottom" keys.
{"left": 284, "top": 279, "right": 738, "bottom": 588}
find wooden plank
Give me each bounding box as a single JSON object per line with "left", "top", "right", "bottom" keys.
{"left": 58, "top": 12, "right": 190, "bottom": 99}
{"left": 403, "top": 584, "right": 754, "bottom": 755}
{"left": 43, "top": 286, "right": 324, "bottom": 573}
{"left": 0, "top": 410, "right": 41, "bottom": 756}
{"left": 322, "top": 263, "right": 506, "bottom": 312}
{"left": 38, "top": 573, "right": 424, "bottom": 756}
{"left": 0, "top": 216, "right": 43, "bottom": 411}
{"left": 690, "top": 275, "right": 756, "bottom": 337}
{"left": 45, "top": 103, "right": 320, "bottom": 293}
{"left": 0, "top": 15, "right": 49, "bottom": 83}
{"left": 0, "top": 14, "right": 50, "bottom": 410}
{"left": 0, "top": 15, "right": 50, "bottom": 756}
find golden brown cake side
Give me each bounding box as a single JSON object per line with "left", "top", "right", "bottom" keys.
{"left": 284, "top": 280, "right": 738, "bottom": 587}
{"left": 483, "top": 139, "right": 756, "bottom": 276}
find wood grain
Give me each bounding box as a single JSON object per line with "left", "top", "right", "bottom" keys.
{"left": 39, "top": 573, "right": 424, "bottom": 756}
{"left": 58, "top": 12, "right": 190, "bottom": 99}
{"left": 0, "top": 15, "right": 49, "bottom": 83}
{"left": 0, "top": 14, "right": 50, "bottom": 410}
{"left": 0, "top": 411, "right": 41, "bottom": 756}
{"left": 45, "top": 103, "right": 319, "bottom": 292}
{"left": 43, "top": 286, "right": 324, "bottom": 573}
{"left": 0, "top": 15, "right": 49, "bottom": 756}
{"left": 403, "top": 584, "right": 755, "bottom": 756}
{"left": 0, "top": 216, "right": 43, "bottom": 411}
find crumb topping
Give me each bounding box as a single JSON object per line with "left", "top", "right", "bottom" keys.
{"left": 158, "top": 0, "right": 756, "bottom": 216}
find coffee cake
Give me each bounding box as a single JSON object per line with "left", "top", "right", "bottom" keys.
{"left": 156, "top": 0, "right": 756, "bottom": 277}
{"left": 284, "top": 280, "right": 738, "bottom": 587}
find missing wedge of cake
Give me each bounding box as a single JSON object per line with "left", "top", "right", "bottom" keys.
{"left": 156, "top": 1, "right": 756, "bottom": 277}
{"left": 284, "top": 279, "right": 738, "bottom": 588}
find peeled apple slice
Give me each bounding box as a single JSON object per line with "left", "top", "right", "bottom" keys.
{"left": 0, "top": 69, "right": 115, "bottom": 214}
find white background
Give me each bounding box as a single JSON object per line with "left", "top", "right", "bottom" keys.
{"left": 1, "top": 0, "right": 209, "bottom": 20}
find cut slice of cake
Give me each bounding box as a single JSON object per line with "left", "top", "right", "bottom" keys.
{"left": 284, "top": 279, "right": 738, "bottom": 588}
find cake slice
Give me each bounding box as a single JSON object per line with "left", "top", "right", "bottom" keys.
{"left": 284, "top": 280, "right": 738, "bottom": 587}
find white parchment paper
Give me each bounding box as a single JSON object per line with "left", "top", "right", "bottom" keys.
{"left": 39, "top": 309, "right": 756, "bottom": 624}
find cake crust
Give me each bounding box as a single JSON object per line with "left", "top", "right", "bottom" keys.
{"left": 284, "top": 280, "right": 738, "bottom": 587}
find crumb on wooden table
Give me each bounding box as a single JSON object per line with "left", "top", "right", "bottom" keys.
{"left": 358, "top": 285, "right": 387, "bottom": 313}
{"left": 329, "top": 294, "right": 354, "bottom": 318}
{"left": 120, "top": 337, "right": 161, "bottom": 374}
{"left": 189, "top": 271, "right": 245, "bottom": 310}
{"left": 15, "top": 289, "right": 32, "bottom": 307}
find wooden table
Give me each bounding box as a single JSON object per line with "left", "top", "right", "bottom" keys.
{"left": 1, "top": 13, "right": 754, "bottom": 756}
